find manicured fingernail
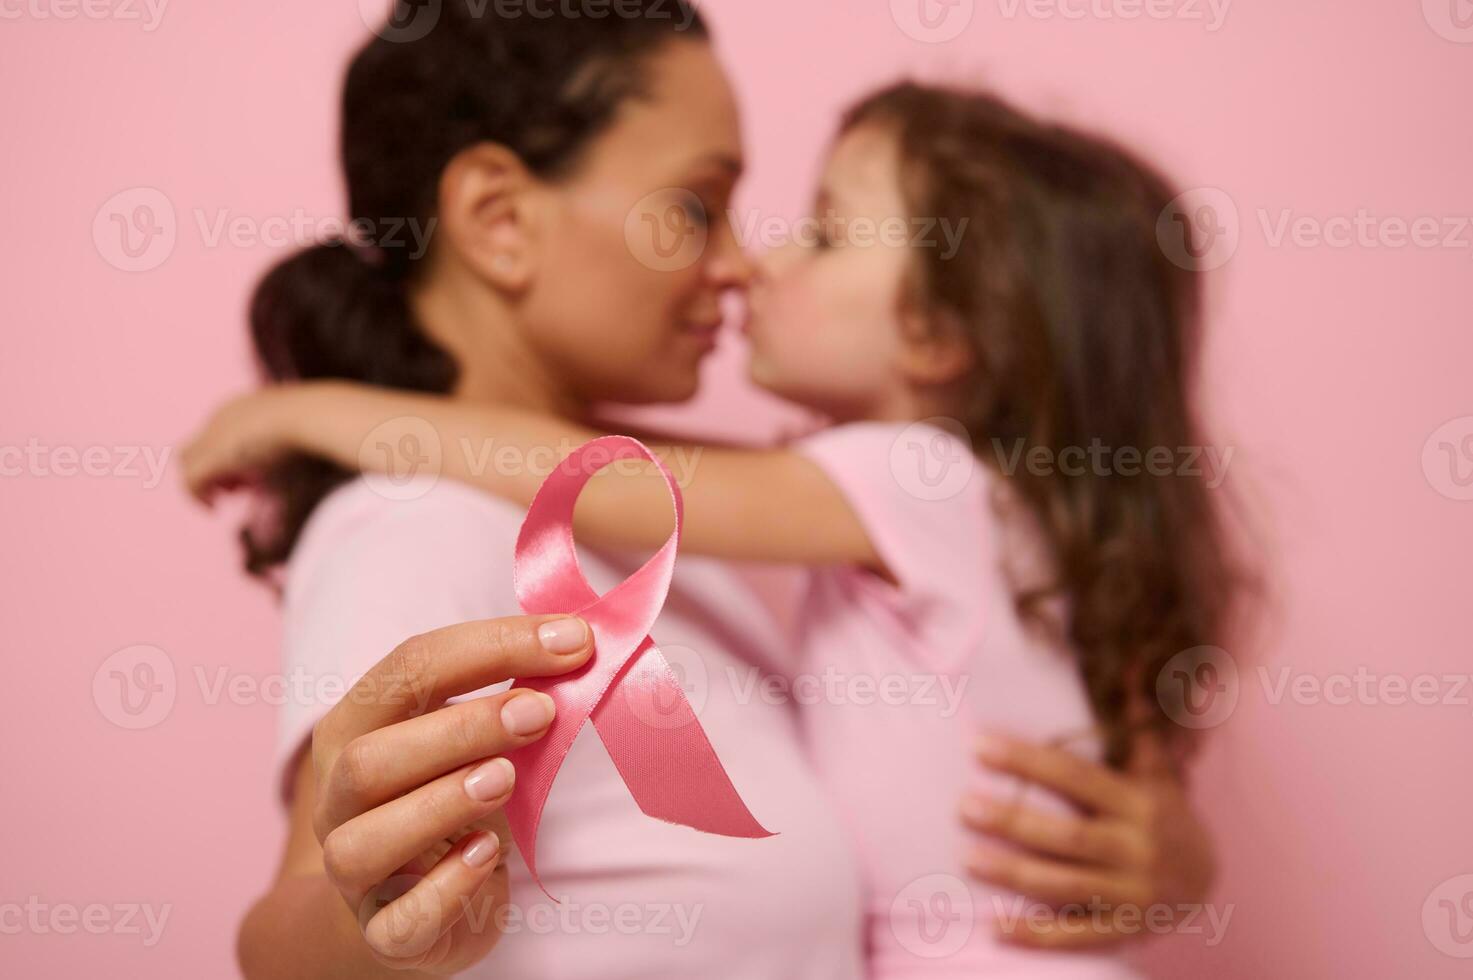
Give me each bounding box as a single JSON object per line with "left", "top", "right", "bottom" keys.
{"left": 464, "top": 757, "right": 515, "bottom": 802}
{"left": 538, "top": 618, "right": 589, "bottom": 655}
{"left": 962, "top": 795, "right": 995, "bottom": 826}
{"left": 968, "top": 845, "right": 1003, "bottom": 875}
{"left": 462, "top": 831, "right": 500, "bottom": 869}
{"left": 975, "top": 735, "right": 1008, "bottom": 764}
{"left": 501, "top": 691, "right": 555, "bottom": 736}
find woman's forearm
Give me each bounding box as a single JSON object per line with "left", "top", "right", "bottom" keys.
{"left": 238, "top": 872, "right": 433, "bottom": 980}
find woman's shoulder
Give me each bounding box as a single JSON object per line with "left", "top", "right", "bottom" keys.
{"left": 284, "top": 475, "right": 528, "bottom": 612}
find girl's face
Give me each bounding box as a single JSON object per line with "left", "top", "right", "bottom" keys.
{"left": 744, "top": 124, "right": 914, "bottom": 421}
{"left": 518, "top": 39, "right": 753, "bottom": 406}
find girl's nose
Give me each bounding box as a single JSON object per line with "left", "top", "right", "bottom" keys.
{"left": 758, "top": 236, "right": 807, "bottom": 277}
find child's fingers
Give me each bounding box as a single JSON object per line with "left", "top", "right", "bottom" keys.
{"left": 992, "top": 910, "right": 1134, "bottom": 951}
{"left": 974, "top": 733, "right": 1142, "bottom": 819}
{"left": 960, "top": 794, "right": 1145, "bottom": 869}
{"left": 965, "top": 844, "right": 1145, "bottom": 910}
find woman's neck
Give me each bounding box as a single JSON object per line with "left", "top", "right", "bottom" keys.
{"left": 408, "top": 270, "right": 588, "bottom": 421}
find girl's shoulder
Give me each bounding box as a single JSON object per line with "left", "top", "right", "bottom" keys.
{"left": 789, "top": 419, "right": 1000, "bottom": 599}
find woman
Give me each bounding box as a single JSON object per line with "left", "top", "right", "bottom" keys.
{"left": 208, "top": 3, "right": 1216, "bottom": 976}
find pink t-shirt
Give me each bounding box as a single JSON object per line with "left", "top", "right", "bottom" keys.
{"left": 277, "top": 476, "right": 864, "bottom": 980}
{"left": 792, "top": 422, "right": 1139, "bottom": 980}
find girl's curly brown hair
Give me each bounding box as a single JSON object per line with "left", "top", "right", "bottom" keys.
{"left": 843, "top": 83, "right": 1245, "bottom": 767}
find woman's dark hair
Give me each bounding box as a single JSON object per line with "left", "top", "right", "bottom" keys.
{"left": 842, "top": 83, "right": 1245, "bottom": 767}
{"left": 242, "top": 0, "right": 708, "bottom": 580}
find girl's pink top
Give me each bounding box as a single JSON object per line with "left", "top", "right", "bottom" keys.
{"left": 275, "top": 477, "right": 864, "bottom": 980}
{"left": 791, "top": 421, "right": 1141, "bottom": 979}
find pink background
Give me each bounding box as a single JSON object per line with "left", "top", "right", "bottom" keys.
{"left": 3, "top": 1, "right": 1471, "bottom": 976}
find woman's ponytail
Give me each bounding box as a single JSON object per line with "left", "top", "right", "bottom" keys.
{"left": 238, "top": 1, "right": 708, "bottom": 580}
{"left": 241, "top": 240, "right": 456, "bottom": 578}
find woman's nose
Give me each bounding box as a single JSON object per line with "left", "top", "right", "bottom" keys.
{"left": 706, "top": 218, "right": 757, "bottom": 291}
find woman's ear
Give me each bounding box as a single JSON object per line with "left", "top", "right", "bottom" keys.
{"left": 897, "top": 306, "right": 976, "bottom": 386}
{"left": 437, "top": 142, "right": 539, "bottom": 293}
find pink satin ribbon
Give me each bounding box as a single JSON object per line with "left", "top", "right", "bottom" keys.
{"left": 501, "top": 436, "right": 774, "bottom": 896}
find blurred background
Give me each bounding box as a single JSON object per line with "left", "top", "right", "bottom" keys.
{"left": 2, "top": 1, "right": 1470, "bottom": 976}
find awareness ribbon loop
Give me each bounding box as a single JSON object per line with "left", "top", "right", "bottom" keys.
{"left": 501, "top": 436, "right": 774, "bottom": 896}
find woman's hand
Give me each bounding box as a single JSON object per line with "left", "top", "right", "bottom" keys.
{"left": 180, "top": 386, "right": 309, "bottom": 502}
{"left": 306, "top": 614, "right": 593, "bottom": 974}
{"left": 960, "top": 732, "right": 1215, "bottom": 950}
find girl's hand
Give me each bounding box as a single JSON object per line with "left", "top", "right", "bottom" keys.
{"left": 309, "top": 614, "right": 593, "bottom": 974}
{"left": 181, "top": 387, "right": 308, "bottom": 503}
{"left": 960, "top": 732, "right": 1215, "bottom": 950}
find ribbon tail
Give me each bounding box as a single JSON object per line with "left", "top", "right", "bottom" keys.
{"left": 501, "top": 671, "right": 592, "bottom": 901}
{"left": 590, "top": 641, "right": 774, "bottom": 839}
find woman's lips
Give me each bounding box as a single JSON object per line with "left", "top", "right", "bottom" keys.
{"left": 684, "top": 320, "right": 722, "bottom": 349}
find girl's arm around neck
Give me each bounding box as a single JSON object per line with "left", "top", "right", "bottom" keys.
{"left": 288, "top": 384, "right": 884, "bottom": 569}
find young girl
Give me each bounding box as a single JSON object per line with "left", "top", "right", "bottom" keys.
{"left": 188, "top": 82, "right": 1235, "bottom": 975}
